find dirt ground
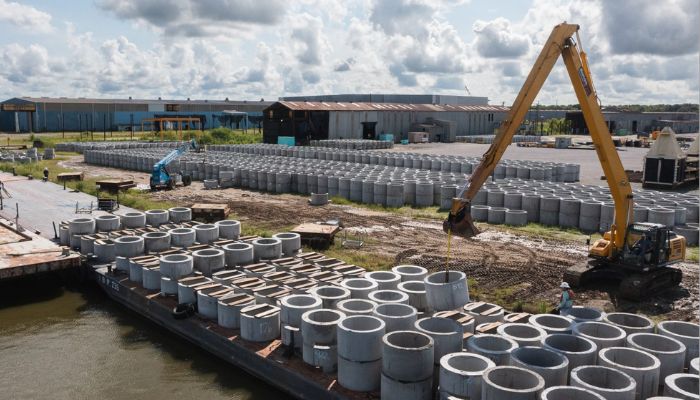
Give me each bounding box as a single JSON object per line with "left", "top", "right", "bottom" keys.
{"left": 60, "top": 157, "right": 699, "bottom": 322}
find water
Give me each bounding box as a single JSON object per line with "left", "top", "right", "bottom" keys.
{"left": 0, "top": 280, "right": 290, "bottom": 400}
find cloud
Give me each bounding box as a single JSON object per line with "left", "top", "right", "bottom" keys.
{"left": 601, "top": 0, "right": 699, "bottom": 56}
{"left": 0, "top": 44, "right": 51, "bottom": 83}
{"left": 0, "top": 0, "right": 53, "bottom": 33}
{"left": 389, "top": 63, "right": 418, "bottom": 87}
{"left": 369, "top": 0, "right": 436, "bottom": 36}
{"left": 433, "top": 75, "right": 464, "bottom": 90}
{"left": 334, "top": 58, "right": 356, "bottom": 72}
{"left": 291, "top": 14, "right": 324, "bottom": 66}
{"left": 500, "top": 61, "right": 522, "bottom": 77}
{"left": 473, "top": 17, "right": 529, "bottom": 58}
{"left": 399, "top": 21, "right": 468, "bottom": 73}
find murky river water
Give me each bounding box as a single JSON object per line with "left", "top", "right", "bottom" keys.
{"left": 0, "top": 279, "right": 290, "bottom": 400}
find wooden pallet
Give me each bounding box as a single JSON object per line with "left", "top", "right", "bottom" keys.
{"left": 96, "top": 179, "right": 136, "bottom": 192}
{"left": 191, "top": 203, "right": 230, "bottom": 222}
{"left": 57, "top": 172, "right": 84, "bottom": 182}
{"left": 291, "top": 223, "right": 341, "bottom": 250}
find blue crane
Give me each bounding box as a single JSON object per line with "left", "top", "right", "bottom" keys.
{"left": 150, "top": 139, "right": 199, "bottom": 190}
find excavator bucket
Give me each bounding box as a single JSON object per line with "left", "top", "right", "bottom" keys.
{"left": 443, "top": 198, "right": 480, "bottom": 238}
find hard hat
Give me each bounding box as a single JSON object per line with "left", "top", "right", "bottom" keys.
{"left": 560, "top": 282, "right": 570, "bottom": 289}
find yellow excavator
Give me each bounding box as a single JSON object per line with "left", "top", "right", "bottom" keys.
{"left": 444, "top": 23, "right": 685, "bottom": 300}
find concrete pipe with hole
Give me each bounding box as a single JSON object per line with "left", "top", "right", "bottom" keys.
{"left": 364, "top": 271, "right": 401, "bottom": 290}
{"left": 398, "top": 280, "right": 431, "bottom": 313}
{"left": 169, "top": 227, "right": 195, "bottom": 247}
{"left": 192, "top": 248, "right": 225, "bottom": 277}
{"left": 272, "top": 232, "right": 301, "bottom": 256}
{"left": 142, "top": 231, "right": 171, "bottom": 253}
{"left": 240, "top": 304, "right": 281, "bottom": 342}
{"left": 301, "top": 309, "right": 345, "bottom": 365}
{"left": 540, "top": 386, "right": 606, "bottom": 400}
{"left": 160, "top": 276, "right": 178, "bottom": 296}
{"left": 497, "top": 323, "right": 547, "bottom": 347}
{"left": 382, "top": 330, "right": 434, "bottom": 382}
{"left": 114, "top": 236, "right": 145, "bottom": 271}
{"left": 415, "top": 316, "right": 464, "bottom": 365}
{"left": 121, "top": 212, "right": 146, "bottom": 229}
{"left": 656, "top": 321, "right": 699, "bottom": 368}
{"left": 626, "top": 333, "right": 686, "bottom": 385}
{"left": 69, "top": 217, "right": 96, "bottom": 235}
{"left": 280, "top": 294, "right": 323, "bottom": 327}
{"left": 663, "top": 373, "right": 699, "bottom": 400}
{"left": 176, "top": 276, "right": 211, "bottom": 304}
{"left": 424, "top": 271, "right": 469, "bottom": 312}
{"left": 309, "top": 286, "right": 351, "bottom": 309}
{"left": 481, "top": 366, "right": 545, "bottom": 400}
{"left": 218, "top": 293, "right": 255, "bottom": 329}
{"left": 373, "top": 303, "right": 418, "bottom": 333}
{"left": 572, "top": 321, "right": 627, "bottom": 349}
{"left": 222, "top": 242, "right": 254, "bottom": 267}
{"left": 159, "top": 254, "right": 193, "bottom": 279}
{"left": 145, "top": 209, "right": 169, "bottom": 227}
{"left": 216, "top": 220, "right": 241, "bottom": 239}
{"left": 439, "top": 352, "right": 495, "bottom": 400}
{"left": 368, "top": 290, "right": 409, "bottom": 305}
{"left": 542, "top": 333, "right": 598, "bottom": 374}
{"left": 380, "top": 373, "right": 432, "bottom": 400}
{"left": 466, "top": 334, "right": 519, "bottom": 366}
{"left": 95, "top": 215, "right": 120, "bottom": 232}
{"left": 340, "top": 278, "right": 379, "bottom": 300}
{"left": 337, "top": 298, "right": 377, "bottom": 317}
{"left": 392, "top": 265, "right": 428, "bottom": 282}
{"left": 599, "top": 346, "right": 661, "bottom": 400}
{"left": 142, "top": 267, "right": 161, "bottom": 290}
{"left": 529, "top": 314, "right": 574, "bottom": 334}
{"left": 565, "top": 306, "right": 603, "bottom": 323}
{"left": 690, "top": 357, "right": 699, "bottom": 375}
{"left": 168, "top": 207, "right": 191, "bottom": 223}
{"left": 509, "top": 346, "right": 569, "bottom": 388}
{"left": 94, "top": 239, "right": 115, "bottom": 263}
{"left": 337, "top": 315, "right": 385, "bottom": 362}
{"left": 570, "top": 365, "right": 636, "bottom": 400}
{"left": 252, "top": 238, "right": 282, "bottom": 261}
{"left": 193, "top": 224, "right": 219, "bottom": 245}
{"left": 602, "top": 313, "right": 655, "bottom": 335}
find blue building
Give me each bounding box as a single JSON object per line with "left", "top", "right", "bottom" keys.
{"left": 0, "top": 97, "right": 272, "bottom": 133}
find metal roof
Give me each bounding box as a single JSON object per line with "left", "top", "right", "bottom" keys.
{"left": 275, "top": 101, "right": 509, "bottom": 112}
{"left": 3, "top": 97, "right": 273, "bottom": 106}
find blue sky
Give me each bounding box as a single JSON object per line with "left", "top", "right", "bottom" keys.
{"left": 0, "top": 0, "right": 697, "bottom": 105}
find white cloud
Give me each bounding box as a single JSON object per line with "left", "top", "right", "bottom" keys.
{"left": 0, "top": 0, "right": 53, "bottom": 33}
{"left": 473, "top": 17, "right": 529, "bottom": 58}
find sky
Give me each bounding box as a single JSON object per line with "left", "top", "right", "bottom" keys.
{"left": 0, "top": 0, "right": 698, "bottom": 105}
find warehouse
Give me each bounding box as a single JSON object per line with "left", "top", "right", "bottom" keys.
{"left": 280, "top": 93, "right": 490, "bottom": 106}
{"left": 262, "top": 101, "right": 509, "bottom": 144}
{"left": 0, "top": 97, "right": 272, "bottom": 133}
{"left": 566, "top": 110, "right": 699, "bottom": 135}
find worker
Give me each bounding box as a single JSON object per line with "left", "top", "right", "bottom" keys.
{"left": 634, "top": 234, "right": 652, "bottom": 255}
{"left": 42, "top": 167, "right": 49, "bottom": 182}
{"left": 556, "top": 282, "right": 574, "bottom": 316}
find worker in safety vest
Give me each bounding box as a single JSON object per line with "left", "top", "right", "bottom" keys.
{"left": 556, "top": 282, "right": 574, "bottom": 316}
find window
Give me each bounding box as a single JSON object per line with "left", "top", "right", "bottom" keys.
{"left": 165, "top": 104, "right": 180, "bottom": 112}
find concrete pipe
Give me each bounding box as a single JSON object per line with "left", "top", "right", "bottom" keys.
{"left": 415, "top": 181, "right": 434, "bottom": 207}
{"left": 398, "top": 281, "right": 430, "bottom": 313}
{"left": 656, "top": 321, "right": 699, "bottom": 367}
{"left": 340, "top": 278, "right": 379, "bottom": 299}
{"left": 159, "top": 254, "right": 194, "bottom": 279}
{"left": 440, "top": 185, "right": 458, "bottom": 210}
{"left": 94, "top": 239, "right": 115, "bottom": 263}
{"left": 301, "top": 309, "right": 345, "bottom": 364}
{"left": 142, "top": 267, "right": 161, "bottom": 290}
{"left": 337, "top": 299, "right": 377, "bottom": 316}
{"left": 192, "top": 248, "right": 225, "bottom": 277}
{"left": 368, "top": 290, "right": 409, "bottom": 305}
{"left": 487, "top": 190, "right": 505, "bottom": 207}
{"left": 160, "top": 276, "right": 178, "bottom": 296}
{"left": 215, "top": 220, "right": 241, "bottom": 239}
{"left": 573, "top": 322, "right": 627, "bottom": 349}
{"left": 310, "top": 193, "right": 329, "bottom": 206}
{"left": 145, "top": 209, "right": 169, "bottom": 227}
{"left": 347, "top": 178, "right": 361, "bottom": 201}
{"left": 272, "top": 232, "right": 301, "bottom": 256}
{"left": 471, "top": 205, "right": 490, "bottom": 222}
{"left": 380, "top": 373, "right": 432, "bottom": 400}
{"left": 439, "top": 352, "right": 495, "bottom": 400}
{"left": 392, "top": 265, "right": 428, "bottom": 282}
{"left": 80, "top": 236, "right": 95, "bottom": 255}
{"left": 382, "top": 330, "right": 434, "bottom": 382}
{"left": 424, "top": 271, "right": 469, "bottom": 312}
{"left": 337, "top": 315, "right": 385, "bottom": 362}
{"left": 540, "top": 197, "right": 560, "bottom": 226}
{"left": 223, "top": 242, "right": 254, "bottom": 267}
{"left": 648, "top": 208, "right": 676, "bottom": 227}
{"left": 570, "top": 365, "right": 636, "bottom": 400}
{"left": 626, "top": 333, "right": 686, "bottom": 384}
{"left": 169, "top": 227, "right": 196, "bottom": 247}
{"left": 239, "top": 304, "right": 281, "bottom": 342}
{"left": 599, "top": 346, "right": 661, "bottom": 400}
{"left": 193, "top": 224, "right": 219, "bottom": 245}
{"left": 487, "top": 207, "right": 507, "bottom": 224}
{"left": 309, "top": 286, "right": 351, "bottom": 309}
{"left": 504, "top": 192, "right": 523, "bottom": 210}
{"left": 338, "top": 357, "right": 382, "bottom": 393}
{"left": 602, "top": 313, "right": 654, "bottom": 335}
{"left": 95, "top": 215, "right": 120, "bottom": 232}
{"left": 218, "top": 293, "right": 256, "bottom": 329}
{"left": 481, "top": 366, "right": 545, "bottom": 400}
{"left": 466, "top": 334, "right": 519, "bottom": 365}
{"left": 69, "top": 217, "right": 96, "bottom": 235}
{"left": 280, "top": 294, "right": 323, "bottom": 327}
{"left": 497, "top": 323, "right": 548, "bottom": 347}
{"left": 505, "top": 209, "right": 529, "bottom": 226}
{"left": 689, "top": 357, "right": 700, "bottom": 375}
{"left": 364, "top": 271, "right": 401, "bottom": 290}
{"left": 59, "top": 226, "right": 70, "bottom": 246}
{"left": 415, "top": 317, "right": 463, "bottom": 364}
{"left": 386, "top": 182, "right": 404, "bottom": 208}
{"left": 559, "top": 198, "right": 581, "bottom": 229}
{"left": 373, "top": 303, "right": 418, "bottom": 333}
{"left": 196, "top": 286, "right": 230, "bottom": 320}
{"left": 121, "top": 212, "right": 146, "bottom": 229}
{"left": 176, "top": 276, "right": 211, "bottom": 304}
{"left": 522, "top": 194, "right": 541, "bottom": 222}
{"left": 540, "top": 386, "right": 606, "bottom": 400}
{"left": 566, "top": 306, "right": 603, "bottom": 323}
{"left": 663, "top": 373, "right": 699, "bottom": 400}
{"left": 509, "top": 346, "right": 569, "bottom": 388}
{"left": 579, "top": 201, "right": 602, "bottom": 233}
{"left": 529, "top": 314, "right": 574, "bottom": 334}
{"left": 142, "top": 231, "right": 171, "bottom": 253}
{"left": 463, "top": 302, "right": 504, "bottom": 325}
{"left": 114, "top": 236, "right": 145, "bottom": 270}
{"left": 128, "top": 259, "right": 144, "bottom": 282}
{"left": 542, "top": 333, "right": 598, "bottom": 374}
{"left": 252, "top": 238, "right": 282, "bottom": 261}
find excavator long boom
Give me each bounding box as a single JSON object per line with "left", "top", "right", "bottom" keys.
{"left": 445, "top": 23, "right": 633, "bottom": 253}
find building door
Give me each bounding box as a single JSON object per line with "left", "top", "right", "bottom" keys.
{"left": 362, "top": 122, "right": 377, "bottom": 139}
{"left": 632, "top": 120, "right": 638, "bottom": 133}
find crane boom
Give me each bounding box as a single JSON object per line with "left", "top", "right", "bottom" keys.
{"left": 150, "top": 139, "right": 198, "bottom": 190}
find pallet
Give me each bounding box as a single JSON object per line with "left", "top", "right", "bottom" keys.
{"left": 191, "top": 203, "right": 230, "bottom": 222}
{"left": 291, "top": 223, "right": 342, "bottom": 250}
{"left": 96, "top": 179, "right": 136, "bottom": 193}
{"left": 57, "top": 172, "right": 84, "bottom": 182}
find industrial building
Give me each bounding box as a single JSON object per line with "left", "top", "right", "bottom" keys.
{"left": 0, "top": 97, "right": 272, "bottom": 133}
{"left": 566, "top": 110, "right": 699, "bottom": 135}
{"left": 279, "top": 93, "right": 490, "bottom": 106}
{"left": 262, "top": 101, "right": 509, "bottom": 144}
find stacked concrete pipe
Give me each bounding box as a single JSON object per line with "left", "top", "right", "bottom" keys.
{"left": 439, "top": 352, "right": 494, "bottom": 400}
{"left": 481, "top": 366, "right": 545, "bottom": 400}
{"left": 466, "top": 334, "right": 519, "bottom": 365}
{"left": 626, "top": 333, "right": 687, "bottom": 385}
{"left": 280, "top": 294, "right": 322, "bottom": 348}
{"left": 598, "top": 346, "right": 661, "bottom": 400}
{"left": 337, "top": 315, "right": 385, "bottom": 392}
{"left": 301, "top": 309, "right": 345, "bottom": 371}
{"left": 423, "top": 271, "right": 469, "bottom": 312}
{"left": 570, "top": 365, "right": 637, "bottom": 400}
{"left": 542, "top": 333, "right": 598, "bottom": 374}
{"left": 509, "top": 346, "right": 569, "bottom": 388}
{"left": 381, "top": 330, "right": 435, "bottom": 400}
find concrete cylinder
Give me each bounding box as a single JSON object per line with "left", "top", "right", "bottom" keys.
{"left": 145, "top": 209, "right": 169, "bottom": 227}
{"left": 656, "top": 321, "right": 699, "bottom": 367}
{"left": 301, "top": 309, "right": 345, "bottom": 365}
{"left": 114, "top": 236, "right": 145, "bottom": 271}
{"left": 193, "top": 224, "right": 219, "bottom": 244}
{"left": 373, "top": 303, "right": 418, "bottom": 333}
{"left": 176, "top": 276, "right": 211, "bottom": 304}
{"left": 573, "top": 321, "right": 626, "bottom": 349}
{"left": 216, "top": 220, "right": 241, "bottom": 239}
{"left": 218, "top": 293, "right": 256, "bottom": 329}
{"left": 579, "top": 201, "right": 602, "bottom": 233}
{"left": 466, "top": 334, "right": 519, "bottom": 365}
{"left": 380, "top": 372, "right": 432, "bottom": 400}
{"left": 337, "top": 298, "right": 377, "bottom": 316}
{"left": 566, "top": 306, "right": 603, "bottom": 323}
{"left": 364, "top": 271, "right": 401, "bottom": 290}
{"left": 542, "top": 333, "right": 598, "bottom": 374}
{"left": 142, "top": 231, "right": 171, "bottom": 253}
{"left": 505, "top": 209, "right": 529, "bottom": 226}
{"left": 272, "top": 232, "right": 301, "bottom": 256}
{"left": 509, "top": 346, "right": 569, "bottom": 388}
{"left": 529, "top": 314, "right": 574, "bottom": 334}
{"left": 252, "top": 238, "right": 282, "bottom": 261}
{"left": 415, "top": 317, "right": 463, "bottom": 364}
{"left": 691, "top": 357, "right": 699, "bottom": 375}
{"left": 169, "top": 227, "right": 196, "bottom": 247}
{"left": 487, "top": 207, "right": 507, "bottom": 224}
{"left": 602, "top": 313, "right": 654, "bottom": 335}
{"left": 373, "top": 181, "right": 386, "bottom": 206}
{"left": 626, "top": 333, "right": 686, "bottom": 384}
{"left": 142, "top": 267, "right": 161, "bottom": 290}
{"left": 192, "top": 248, "right": 225, "bottom": 277}
{"left": 223, "top": 242, "right": 254, "bottom": 267}
{"left": 368, "top": 289, "right": 409, "bottom": 305}
{"left": 160, "top": 276, "right": 178, "bottom": 296}
{"left": 159, "top": 254, "right": 194, "bottom": 279}
{"left": 648, "top": 208, "right": 676, "bottom": 226}
{"left": 471, "top": 205, "right": 490, "bottom": 222}
{"left": 69, "top": 217, "right": 96, "bottom": 235}
{"left": 309, "top": 286, "right": 351, "bottom": 309}
{"left": 663, "top": 373, "right": 699, "bottom": 400}
{"left": 439, "top": 352, "right": 495, "bottom": 400}
{"left": 340, "top": 278, "right": 378, "bottom": 299}
{"left": 498, "top": 323, "right": 547, "bottom": 347}
{"left": 240, "top": 304, "right": 281, "bottom": 342}
{"left": 424, "top": 271, "right": 469, "bottom": 312}
{"left": 559, "top": 198, "right": 581, "bottom": 229}
{"left": 382, "top": 330, "right": 434, "bottom": 382}
{"left": 570, "top": 365, "right": 636, "bottom": 400}
{"left": 280, "top": 294, "right": 323, "bottom": 327}
{"left": 94, "top": 239, "right": 115, "bottom": 263}
{"left": 415, "top": 181, "right": 434, "bottom": 207}
{"left": 121, "top": 212, "right": 146, "bottom": 229}
{"left": 440, "top": 185, "right": 457, "bottom": 210}
{"left": 599, "top": 346, "right": 661, "bottom": 400}
{"left": 337, "top": 315, "right": 385, "bottom": 392}
{"left": 481, "top": 366, "right": 545, "bottom": 400}
{"left": 95, "top": 215, "right": 120, "bottom": 232}
{"left": 398, "top": 280, "right": 430, "bottom": 312}
{"left": 540, "top": 386, "right": 606, "bottom": 400}
{"left": 392, "top": 265, "right": 428, "bottom": 282}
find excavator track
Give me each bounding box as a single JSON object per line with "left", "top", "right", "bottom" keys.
{"left": 618, "top": 267, "right": 683, "bottom": 301}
